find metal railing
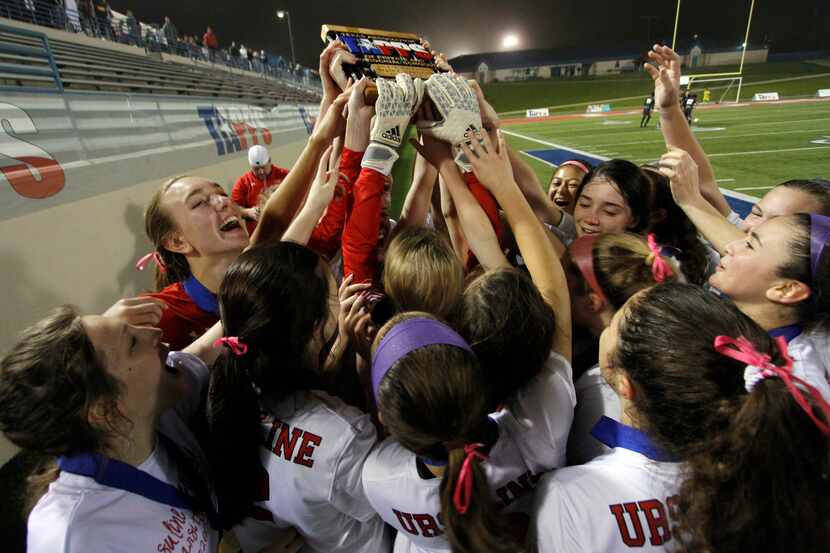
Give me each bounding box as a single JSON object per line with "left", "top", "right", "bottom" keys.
{"left": 0, "top": 0, "right": 321, "bottom": 91}
{"left": 0, "top": 21, "right": 62, "bottom": 90}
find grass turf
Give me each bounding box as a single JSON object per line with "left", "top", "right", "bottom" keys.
{"left": 502, "top": 99, "right": 830, "bottom": 197}
{"left": 485, "top": 60, "right": 830, "bottom": 115}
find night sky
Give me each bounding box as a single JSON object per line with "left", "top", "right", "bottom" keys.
{"left": 107, "top": 0, "right": 828, "bottom": 68}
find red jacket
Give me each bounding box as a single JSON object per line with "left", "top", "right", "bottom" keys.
{"left": 146, "top": 282, "right": 218, "bottom": 351}
{"left": 203, "top": 30, "right": 219, "bottom": 49}
{"left": 232, "top": 165, "right": 290, "bottom": 234}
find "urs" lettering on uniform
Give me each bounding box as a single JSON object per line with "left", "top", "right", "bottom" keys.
{"left": 263, "top": 419, "right": 322, "bottom": 468}
{"left": 392, "top": 509, "right": 444, "bottom": 537}
{"left": 609, "top": 495, "right": 680, "bottom": 547}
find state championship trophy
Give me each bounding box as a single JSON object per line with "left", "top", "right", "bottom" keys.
{"left": 321, "top": 25, "right": 441, "bottom": 102}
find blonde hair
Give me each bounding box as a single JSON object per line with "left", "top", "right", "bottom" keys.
{"left": 382, "top": 227, "right": 464, "bottom": 319}
{"left": 586, "top": 232, "right": 679, "bottom": 310}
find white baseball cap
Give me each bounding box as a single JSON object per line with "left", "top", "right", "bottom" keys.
{"left": 248, "top": 145, "right": 270, "bottom": 167}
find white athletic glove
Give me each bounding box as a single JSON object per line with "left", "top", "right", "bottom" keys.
{"left": 419, "top": 73, "right": 482, "bottom": 147}
{"left": 363, "top": 73, "right": 424, "bottom": 176}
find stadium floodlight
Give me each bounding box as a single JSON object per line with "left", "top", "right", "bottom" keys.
{"left": 502, "top": 34, "right": 519, "bottom": 49}
{"left": 276, "top": 10, "right": 296, "bottom": 66}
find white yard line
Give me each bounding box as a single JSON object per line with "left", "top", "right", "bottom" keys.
{"left": 502, "top": 129, "right": 610, "bottom": 161}
{"left": 520, "top": 150, "right": 558, "bottom": 167}
{"left": 735, "top": 186, "right": 774, "bottom": 191}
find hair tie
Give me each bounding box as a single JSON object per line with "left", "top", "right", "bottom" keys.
{"left": 560, "top": 159, "right": 590, "bottom": 174}
{"left": 452, "top": 443, "right": 489, "bottom": 515}
{"left": 714, "top": 335, "right": 830, "bottom": 435}
{"left": 646, "top": 234, "right": 674, "bottom": 283}
{"left": 135, "top": 251, "right": 167, "bottom": 273}
{"left": 809, "top": 214, "right": 830, "bottom": 281}
{"left": 213, "top": 336, "right": 249, "bottom": 356}
{"left": 371, "top": 318, "right": 473, "bottom": 404}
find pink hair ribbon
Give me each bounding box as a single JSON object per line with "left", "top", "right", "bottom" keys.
{"left": 560, "top": 159, "right": 590, "bottom": 174}
{"left": 647, "top": 234, "right": 674, "bottom": 283}
{"left": 714, "top": 335, "right": 830, "bottom": 436}
{"left": 452, "top": 443, "right": 489, "bottom": 515}
{"left": 135, "top": 251, "right": 167, "bottom": 273}
{"left": 213, "top": 336, "right": 249, "bottom": 356}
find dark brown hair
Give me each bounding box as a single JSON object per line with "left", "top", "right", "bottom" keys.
{"left": 777, "top": 179, "right": 830, "bottom": 216}
{"left": 775, "top": 214, "right": 830, "bottom": 333}
{"left": 374, "top": 312, "right": 520, "bottom": 553}
{"left": 575, "top": 159, "right": 652, "bottom": 234}
{"left": 612, "top": 283, "right": 830, "bottom": 553}
{"left": 144, "top": 176, "right": 192, "bottom": 290}
{"left": 208, "top": 242, "right": 328, "bottom": 529}
{"left": 456, "top": 268, "right": 555, "bottom": 410}
{"left": 641, "top": 167, "right": 711, "bottom": 285}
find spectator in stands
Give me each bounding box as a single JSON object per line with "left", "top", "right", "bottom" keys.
{"left": 161, "top": 16, "right": 178, "bottom": 52}
{"left": 90, "top": 0, "right": 111, "bottom": 39}
{"left": 230, "top": 41, "right": 240, "bottom": 66}
{"left": 123, "top": 9, "right": 140, "bottom": 46}
{"left": 259, "top": 49, "right": 267, "bottom": 73}
{"left": 239, "top": 44, "right": 249, "bottom": 69}
{"left": 246, "top": 45, "right": 254, "bottom": 70}
{"left": 76, "top": 0, "right": 93, "bottom": 34}
{"left": 203, "top": 25, "right": 218, "bottom": 62}
{"left": 232, "top": 144, "right": 290, "bottom": 235}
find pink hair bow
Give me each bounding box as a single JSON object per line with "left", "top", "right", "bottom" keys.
{"left": 714, "top": 335, "right": 830, "bottom": 436}
{"left": 135, "top": 251, "right": 167, "bottom": 273}
{"left": 453, "top": 443, "right": 489, "bottom": 514}
{"left": 213, "top": 336, "right": 249, "bottom": 356}
{"left": 647, "top": 234, "right": 674, "bottom": 283}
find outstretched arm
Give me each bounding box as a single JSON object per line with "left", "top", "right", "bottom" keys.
{"left": 646, "top": 44, "right": 731, "bottom": 217}
{"left": 659, "top": 147, "right": 743, "bottom": 254}
{"left": 250, "top": 90, "right": 350, "bottom": 247}
{"left": 463, "top": 131, "right": 572, "bottom": 361}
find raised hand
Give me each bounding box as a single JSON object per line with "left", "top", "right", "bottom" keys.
{"left": 311, "top": 86, "right": 351, "bottom": 145}
{"left": 103, "top": 296, "right": 166, "bottom": 327}
{"left": 345, "top": 77, "right": 375, "bottom": 152}
{"left": 370, "top": 73, "right": 424, "bottom": 149}
{"left": 409, "top": 131, "right": 454, "bottom": 169}
{"left": 338, "top": 274, "right": 375, "bottom": 360}
{"left": 419, "top": 73, "right": 482, "bottom": 146}
{"left": 658, "top": 147, "right": 701, "bottom": 207}
{"left": 306, "top": 145, "right": 345, "bottom": 212}
{"left": 319, "top": 41, "right": 354, "bottom": 99}
{"left": 459, "top": 129, "right": 514, "bottom": 193}
{"left": 422, "top": 40, "right": 453, "bottom": 73}
{"left": 645, "top": 44, "right": 682, "bottom": 110}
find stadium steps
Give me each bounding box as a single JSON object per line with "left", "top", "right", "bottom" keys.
{"left": 0, "top": 23, "right": 320, "bottom": 105}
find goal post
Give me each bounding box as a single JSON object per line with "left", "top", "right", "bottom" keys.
{"left": 680, "top": 75, "right": 744, "bottom": 103}
{"left": 671, "top": 0, "right": 755, "bottom": 103}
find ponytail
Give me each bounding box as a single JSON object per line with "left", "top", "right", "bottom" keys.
{"left": 678, "top": 380, "right": 830, "bottom": 553}
{"left": 206, "top": 352, "right": 262, "bottom": 529}
{"left": 440, "top": 446, "right": 520, "bottom": 553}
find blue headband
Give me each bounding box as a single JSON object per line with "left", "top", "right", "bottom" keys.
{"left": 371, "top": 318, "right": 473, "bottom": 403}
{"left": 810, "top": 213, "right": 830, "bottom": 281}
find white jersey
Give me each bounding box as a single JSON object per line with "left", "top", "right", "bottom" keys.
{"left": 498, "top": 351, "right": 577, "bottom": 472}
{"left": 532, "top": 420, "right": 683, "bottom": 553}
{"left": 567, "top": 364, "right": 622, "bottom": 465}
{"left": 544, "top": 212, "right": 577, "bottom": 246}
{"left": 787, "top": 329, "right": 830, "bottom": 402}
{"left": 28, "top": 356, "right": 219, "bottom": 553}
{"left": 234, "top": 390, "right": 391, "bottom": 553}
{"left": 363, "top": 353, "right": 575, "bottom": 553}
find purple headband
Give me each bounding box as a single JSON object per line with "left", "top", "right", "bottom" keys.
{"left": 810, "top": 213, "right": 830, "bottom": 281}
{"left": 371, "top": 318, "right": 473, "bottom": 403}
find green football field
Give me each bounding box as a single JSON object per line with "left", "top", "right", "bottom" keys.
{"left": 501, "top": 99, "right": 830, "bottom": 198}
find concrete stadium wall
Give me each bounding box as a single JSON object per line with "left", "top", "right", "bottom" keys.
{"left": 0, "top": 90, "right": 316, "bottom": 466}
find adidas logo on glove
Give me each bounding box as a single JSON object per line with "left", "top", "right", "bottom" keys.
{"left": 382, "top": 126, "right": 402, "bottom": 142}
